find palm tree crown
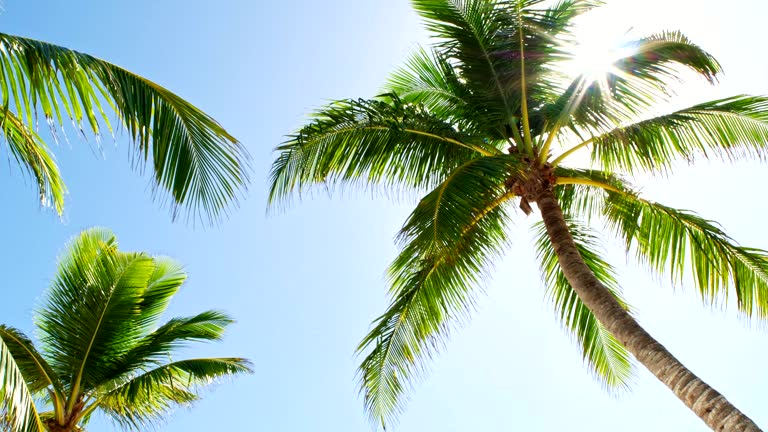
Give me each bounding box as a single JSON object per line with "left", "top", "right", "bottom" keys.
{"left": 270, "top": 0, "right": 768, "bottom": 430}
{"left": 0, "top": 32, "right": 250, "bottom": 223}
{"left": 0, "top": 228, "right": 252, "bottom": 432}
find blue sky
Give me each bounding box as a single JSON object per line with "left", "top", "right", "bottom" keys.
{"left": 2, "top": 0, "right": 768, "bottom": 430}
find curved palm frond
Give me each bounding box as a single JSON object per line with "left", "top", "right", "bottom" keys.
{"left": 269, "top": 95, "right": 498, "bottom": 207}
{"left": 602, "top": 30, "right": 720, "bottom": 117}
{"left": 0, "top": 109, "right": 65, "bottom": 214}
{"left": 2, "top": 228, "right": 250, "bottom": 430}
{"left": 612, "top": 30, "right": 720, "bottom": 90}
{"left": 0, "top": 327, "right": 58, "bottom": 397}
{"left": 552, "top": 166, "right": 631, "bottom": 219}
{"left": 412, "top": 0, "right": 597, "bottom": 134}
{"left": 507, "top": 0, "right": 605, "bottom": 113}
{"left": 412, "top": 0, "right": 518, "bottom": 127}
{"left": 0, "top": 338, "right": 45, "bottom": 432}
{"left": 590, "top": 95, "right": 768, "bottom": 173}
{"left": 384, "top": 47, "right": 480, "bottom": 126}
{"left": 0, "top": 33, "right": 250, "bottom": 221}
{"left": 536, "top": 30, "right": 722, "bottom": 141}
{"left": 357, "top": 155, "right": 521, "bottom": 427}
{"left": 103, "top": 311, "right": 235, "bottom": 382}
{"left": 37, "top": 229, "right": 158, "bottom": 405}
{"left": 552, "top": 169, "right": 768, "bottom": 317}
{"left": 95, "top": 358, "right": 252, "bottom": 429}
{"left": 604, "top": 191, "right": 768, "bottom": 318}
{"left": 136, "top": 257, "right": 187, "bottom": 328}
{"left": 533, "top": 220, "right": 634, "bottom": 389}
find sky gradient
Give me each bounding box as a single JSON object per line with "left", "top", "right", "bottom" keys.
{"left": 2, "top": 1, "right": 768, "bottom": 430}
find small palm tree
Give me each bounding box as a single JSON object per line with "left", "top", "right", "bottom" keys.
{"left": 270, "top": 1, "right": 768, "bottom": 430}
{"left": 0, "top": 228, "right": 252, "bottom": 432}
{"left": 0, "top": 32, "right": 249, "bottom": 222}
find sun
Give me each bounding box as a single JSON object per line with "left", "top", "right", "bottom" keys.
{"left": 562, "top": 34, "right": 636, "bottom": 83}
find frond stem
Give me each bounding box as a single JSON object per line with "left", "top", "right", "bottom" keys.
{"left": 551, "top": 137, "right": 594, "bottom": 166}
{"left": 537, "top": 123, "right": 562, "bottom": 166}
{"left": 510, "top": 118, "right": 525, "bottom": 149}
{"left": 463, "top": 191, "right": 516, "bottom": 236}
{"left": 517, "top": 5, "right": 534, "bottom": 157}
{"left": 369, "top": 126, "right": 498, "bottom": 156}
{"left": 555, "top": 177, "right": 624, "bottom": 195}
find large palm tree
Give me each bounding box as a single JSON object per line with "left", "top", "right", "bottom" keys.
{"left": 0, "top": 32, "right": 249, "bottom": 222}
{"left": 269, "top": 0, "right": 768, "bottom": 430}
{"left": 0, "top": 228, "right": 252, "bottom": 432}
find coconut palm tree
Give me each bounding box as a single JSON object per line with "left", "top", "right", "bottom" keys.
{"left": 269, "top": 0, "right": 768, "bottom": 430}
{"left": 0, "top": 228, "right": 252, "bottom": 432}
{"left": 0, "top": 32, "right": 249, "bottom": 222}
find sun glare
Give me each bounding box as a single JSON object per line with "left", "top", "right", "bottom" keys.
{"left": 564, "top": 36, "right": 636, "bottom": 82}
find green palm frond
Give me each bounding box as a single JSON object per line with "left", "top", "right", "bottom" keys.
{"left": 553, "top": 170, "right": 768, "bottom": 316}
{"left": 357, "top": 155, "right": 521, "bottom": 427}
{"left": 269, "top": 94, "right": 497, "bottom": 207}
{"left": 95, "top": 358, "right": 252, "bottom": 429}
{"left": 105, "top": 311, "right": 235, "bottom": 381}
{"left": 39, "top": 235, "right": 156, "bottom": 402}
{"left": 613, "top": 30, "right": 720, "bottom": 88}
{"left": 534, "top": 76, "right": 623, "bottom": 138}
{"left": 597, "top": 31, "right": 721, "bottom": 118}
{"left": 536, "top": 30, "right": 721, "bottom": 139}
{"left": 1, "top": 228, "right": 250, "bottom": 431}
{"left": 411, "top": 0, "right": 519, "bottom": 127}
{"left": 552, "top": 166, "right": 631, "bottom": 219}
{"left": 97, "top": 384, "right": 197, "bottom": 430}
{"left": 0, "top": 338, "right": 45, "bottom": 432}
{"left": 604, "top": 192, "right": 768, "bottom": 317}
{"left": 0, "top": 33, "right": 250, "bottom": 221}
{"left": 0, "top": 109, "right": 65, "bottom": 214}
{"left": 533, "top": 220, "right": 634, "bottom": 389}
{"left": 0, "top": 327, "right": 58, "bottom": 396}
{"left": 385, "top": 47, "right": 480, "bottom": 126}
{"left": 411, "top": 0, "right": 592, "bottom": 132}
{"left": 136, "top": 257, "right": 187, "bottom": 329}
{"left": 592, "top": 96, "right": 768, "bottom": 173}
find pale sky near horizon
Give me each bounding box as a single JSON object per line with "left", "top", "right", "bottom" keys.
{"left": 2, "top": 1, "right": 768, "bottom": 431}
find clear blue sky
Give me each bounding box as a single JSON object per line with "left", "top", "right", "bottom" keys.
{"left": 2, "top": 1, "right": 768, "bottom": 430}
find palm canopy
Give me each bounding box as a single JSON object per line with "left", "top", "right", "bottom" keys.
{"left": 0, "top": 32, "right": 250, "bottom": 223}
{"left": 0, "top": 228, "right": 252, "bottom": 432}
{"left": 269, "top": 0, "right": 768, "bottom": 428}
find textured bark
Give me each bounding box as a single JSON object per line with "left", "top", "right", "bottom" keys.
{"left": 535, "top": 188, "right": 762, "bottom": 432}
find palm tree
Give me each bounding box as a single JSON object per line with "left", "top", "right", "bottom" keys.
{"left": 0, "top": 32, "right": 249, "bottom": 222}
{"left": 0, "top": 228, "right": 252, "bottom": 432}
{"left": 269, "top": 0, "right": 768, "bottom": 430}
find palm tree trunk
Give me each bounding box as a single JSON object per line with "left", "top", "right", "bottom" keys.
{"left": 535, "top": 187, "right": 761, "bottom": 432}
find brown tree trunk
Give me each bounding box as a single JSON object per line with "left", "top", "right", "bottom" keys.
{"left": 535, "top": 188, "right": 761, "bottom": 432}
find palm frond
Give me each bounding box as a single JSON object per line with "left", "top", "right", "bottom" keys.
{"left": 269, "top": 95, "right": 497, "bottom": 207}
{"left": 533, "top": 220, "right": 634, "bottom": 389}
{"left": 591, "top": 96, "right": 768, "bottom": 174}
{"left": 0, "top": 33, "right": 250, "bottom": 222}
{"left": 357, "top": 155, "right": 521, "bottom": 427}
{"left": 411, "top": 0, "right": 519, "bottom": 127}
{"left": 0, "top": 338, "right": 45, "bottom": 432}
{"left": 552, "top": 166, "right": 631, "bottom": 220}
{"left": 0, "top": 109, "right": 65, "bottom": 214}
{"left": 101, "top": 311, "right": 235, "bottom": 383}
{"left": 0, "top": 327, "right": 58, "bottom": 396}
{"left": 136, "top": 257, "right": 187, "bottom": 332}
{"left": 613, "top": 30, "right": 720, "bottom": 88}
{"left": 95, "top": 358, "right": 252, "bottom": 429}
{"left": 37, "top": 228, "right": 156, "bottom": 401}
{"left": 604, "top": 192, "right": 768, "bottom": 317}
{"left": 411, "top": 0, "right": 595, "bottom": 134}
{"left": 384, "top": 47, "right": 481, "bottom": 127}
{"left": 537, "top": 30, "right": 722, "bottom": 139}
